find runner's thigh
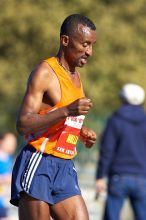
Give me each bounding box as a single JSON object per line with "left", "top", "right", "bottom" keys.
{"left": 50, "top": 195, "right": 89, "bottom": 220}
{"left": 19, "top": 192, "right": 51, "bottom": 220}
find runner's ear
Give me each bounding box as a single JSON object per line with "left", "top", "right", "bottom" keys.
{"left": 61, "top": 35, "right": 69, "bottom": 47}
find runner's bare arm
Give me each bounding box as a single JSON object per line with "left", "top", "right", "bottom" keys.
{"left": 17, "top": 62, "right": 92, "bottom": 135}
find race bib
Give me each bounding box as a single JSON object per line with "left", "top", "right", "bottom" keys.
{"left": 54, "top": 115, "right": 85, "bottom": 156}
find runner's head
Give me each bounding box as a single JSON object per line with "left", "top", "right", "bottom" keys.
{"left": 59, "top": 14, "right": 97, "bottom": 68}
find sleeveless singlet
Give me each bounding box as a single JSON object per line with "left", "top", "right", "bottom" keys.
{"left": 25, "top": 57, "right": 85, "bottom": 159}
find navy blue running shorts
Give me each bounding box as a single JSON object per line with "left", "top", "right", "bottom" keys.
{"left": 10, "top": 145, "right": 81, "bottom": 206}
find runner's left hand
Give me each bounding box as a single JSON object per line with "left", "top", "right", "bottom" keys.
{"left": 80, "top": 126, "right": 97, "bottom": 148}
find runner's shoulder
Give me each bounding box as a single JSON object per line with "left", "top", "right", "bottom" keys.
{"left": 28, "top": 61, "right": 55, "bottom": 84}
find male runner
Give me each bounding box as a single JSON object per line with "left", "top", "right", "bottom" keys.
{"left": 10, "top": 14, "right": 97, "bottom": 220}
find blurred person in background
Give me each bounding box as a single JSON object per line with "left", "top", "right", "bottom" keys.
{"left": 0, "top": 135, "right": 4, "bottom": 147}
{"left": 95, "top": 83, "right": 146, "bottom": 220}
{"left": 0, "top": 133, "right": 17, "bottom": 220}
{"left": 10, "top": 14, "right": 97, "bottom": 220}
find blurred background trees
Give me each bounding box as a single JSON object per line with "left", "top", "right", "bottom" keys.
{"left": 0, "top": 0, "right": 146, "bottom": 151}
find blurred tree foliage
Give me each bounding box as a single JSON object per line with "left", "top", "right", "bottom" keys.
{"left": 0, "top": 0, "right": 146, "bottom": 134}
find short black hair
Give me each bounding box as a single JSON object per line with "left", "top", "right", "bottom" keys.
{"left": 60, "top": 14, "right": 96, "bottom": 37}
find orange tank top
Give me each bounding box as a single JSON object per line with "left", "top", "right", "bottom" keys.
{"left": 26, "top": 57, "right": 85, "bottom": 159}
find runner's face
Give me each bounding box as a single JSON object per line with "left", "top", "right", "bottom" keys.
{"left": 66, "top": 24, "right": 96, "bottom": 67}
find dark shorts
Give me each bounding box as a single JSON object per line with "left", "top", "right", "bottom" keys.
{"left": 10, "top": 145, "right": 81, "bottom": 207}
